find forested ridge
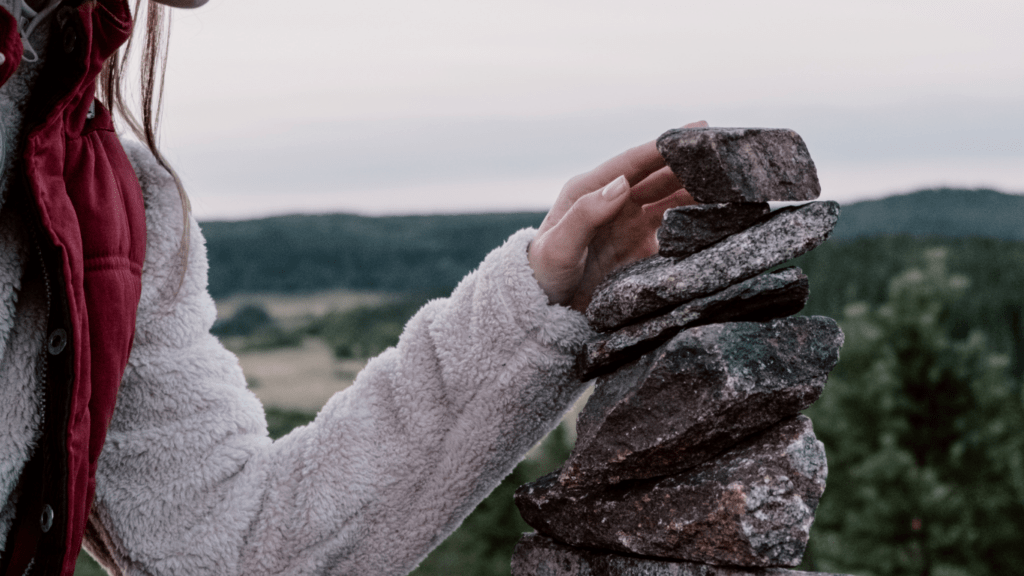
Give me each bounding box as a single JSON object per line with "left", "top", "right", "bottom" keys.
{"left": 201, "top": 211, "right": 547, "bottom": 298}
{"left": 199, "top": 187, "right": 1024, "bottom": 299}
{"left": 829, "top": 188, "right": 1024, "bottom": 242}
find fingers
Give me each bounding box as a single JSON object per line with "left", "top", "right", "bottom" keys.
{"left": 573, "top": 140, "right": 666, "bottom": 194}
{"left": 642, "top": 188, "right": 695, "bottom": 230}
{"left": 541, "top": 140, "right": 665, "bottom": 233}
{"left": 558, "top": 121, "right": 708, "bottom": 207}
{"left": 579, "top": 121, "right": 706, "bottom": 190}
{"left": 629, "top": 121, "right": 705, "bottom": 207}
{"left": 626, "top": 121, "right": 706, "bottom": 205}
{"left": 630, "top": 166, "right": 683, "bottom": 205}
{"left": 541, "top": 121, "right": 709, "bottom": 234}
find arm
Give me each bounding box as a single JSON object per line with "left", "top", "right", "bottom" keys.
{"left": 237, "top": 226, "right": 592, "bottom": 574}
{"left": 87, "top": 128, "right": 700, "bottom": 575}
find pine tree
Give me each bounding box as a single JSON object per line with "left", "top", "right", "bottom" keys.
{"left": 803, "top": 249, "right": 1024, "bottom": 575}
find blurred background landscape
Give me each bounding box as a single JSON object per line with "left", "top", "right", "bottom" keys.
{"left": 74, "top": 187, "right": 1024, "bottom": 575}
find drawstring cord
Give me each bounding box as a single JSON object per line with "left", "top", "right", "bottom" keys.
{"left": 15, "top": 0, "right": 64, "bottom": 63}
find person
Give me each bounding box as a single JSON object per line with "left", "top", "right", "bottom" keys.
{"left": 0, "top": 0, "right": 703, "bottom": 573}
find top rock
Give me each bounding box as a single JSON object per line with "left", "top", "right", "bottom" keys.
{"left": 657, "top": 128, "right": 820, "bottom": 203}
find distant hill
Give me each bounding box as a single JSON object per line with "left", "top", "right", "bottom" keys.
{"left": 832, "top": 188, "right": 1024, "bottom": 241}
{"left": 199, "top": 188, "right": 1024, "bottom": 298}
{"left": 200, "top": 212, "right": 546, "bottom": 299}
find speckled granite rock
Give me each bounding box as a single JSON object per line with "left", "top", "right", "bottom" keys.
{"left": 563, "top": 317, "right": 841, "bottom": 486}
{"left": 586, "top": 201, "right": 839, "bottom": 332}
{"left": 656, "top": 128, "right": 820, "bottom": 203}
{"left": 512, "top": 533, "right": 854, "bottom": 576}
{"left": 515, "top": 416, "right": 827, "bottom": 567}
{"left": 579, "top": 268, "right": 809, "bottom": 379}
{"left": 658, "top": 203, "right": 771, "bottom": 259}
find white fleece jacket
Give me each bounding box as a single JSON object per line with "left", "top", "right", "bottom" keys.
{"left": 63, "top": 141, "right": 593, "bottom": 575}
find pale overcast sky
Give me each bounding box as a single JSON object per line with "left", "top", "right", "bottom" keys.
{"left": 154, "top": 0, "right": 1023, "bottom": 220}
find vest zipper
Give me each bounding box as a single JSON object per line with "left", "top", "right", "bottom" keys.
{"left": 29, "top": 216, "right": 51, "bottom": 426}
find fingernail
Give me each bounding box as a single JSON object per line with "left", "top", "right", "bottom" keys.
{"left": 601, "top": 175, "right": 629, "bottom": 199}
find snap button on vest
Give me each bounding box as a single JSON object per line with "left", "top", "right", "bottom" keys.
{"left": 40, "top": 504, "right": 54, "bottom": 533}
{"left": 47, "top": 328, "right": 67, "bottom": 355}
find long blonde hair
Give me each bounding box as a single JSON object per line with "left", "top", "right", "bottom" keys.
{"left": 98, "top": 0, "right": 191, "bottom": 285}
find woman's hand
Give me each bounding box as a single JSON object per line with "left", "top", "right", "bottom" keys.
{"left": 528, "top": 121, "right": 708, "bottom": 311}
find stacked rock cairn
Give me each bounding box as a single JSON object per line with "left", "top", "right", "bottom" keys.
{"left": 512, "top": 128, "right": 854, "bottom": 576}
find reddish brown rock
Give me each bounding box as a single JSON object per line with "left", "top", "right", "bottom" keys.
{"left": 658, "top": 203, "right": 771, "bottom": 259}
{"left": 512, "top": 533, "right": 854, "bottom": 576}
{"left": 565, "top": 317, "right": 842, "bottom": 486}
{"left": 515, "top": 417, "right": 827, "bottom": 567}
{"left": 657, "top": 128, "right": 820, "bottom": 203}
{"left": 579, "top": 268, "right": 809, "bottom": 379}
{"left": 586, "top": 201, "right": 839, "bottom": 332}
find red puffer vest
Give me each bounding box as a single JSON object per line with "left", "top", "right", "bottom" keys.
{"left": 0, "top": 1, "right": 146, "bottom": 574}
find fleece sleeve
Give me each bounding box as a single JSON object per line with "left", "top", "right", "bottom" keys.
{"left": 84, "top": 142, "right": 594, "bottom": 576}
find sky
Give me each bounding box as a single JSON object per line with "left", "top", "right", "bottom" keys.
{"left": 152, "top": 0, "right": 1024, "bottom": 220}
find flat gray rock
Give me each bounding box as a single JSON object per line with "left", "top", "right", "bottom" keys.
{"left": 565, "top": 317, "right": 842, "bottom": 486}
{"left": 658, "top": 203, "right": 771, "bottom": 259}
{"left": 657, "top": 128, "right": 820, "bottom": 203}
{"left": 512, "top": 533, "right": 854, "bottom": 576}
{"left": 579, "top": 267, "right": 809, "bottom": 379}
{"left": 515, "top": 417, "right": 828, "bottom": 567}
{"left": 586, "top": 201, "right": 839, "bottom": 332}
